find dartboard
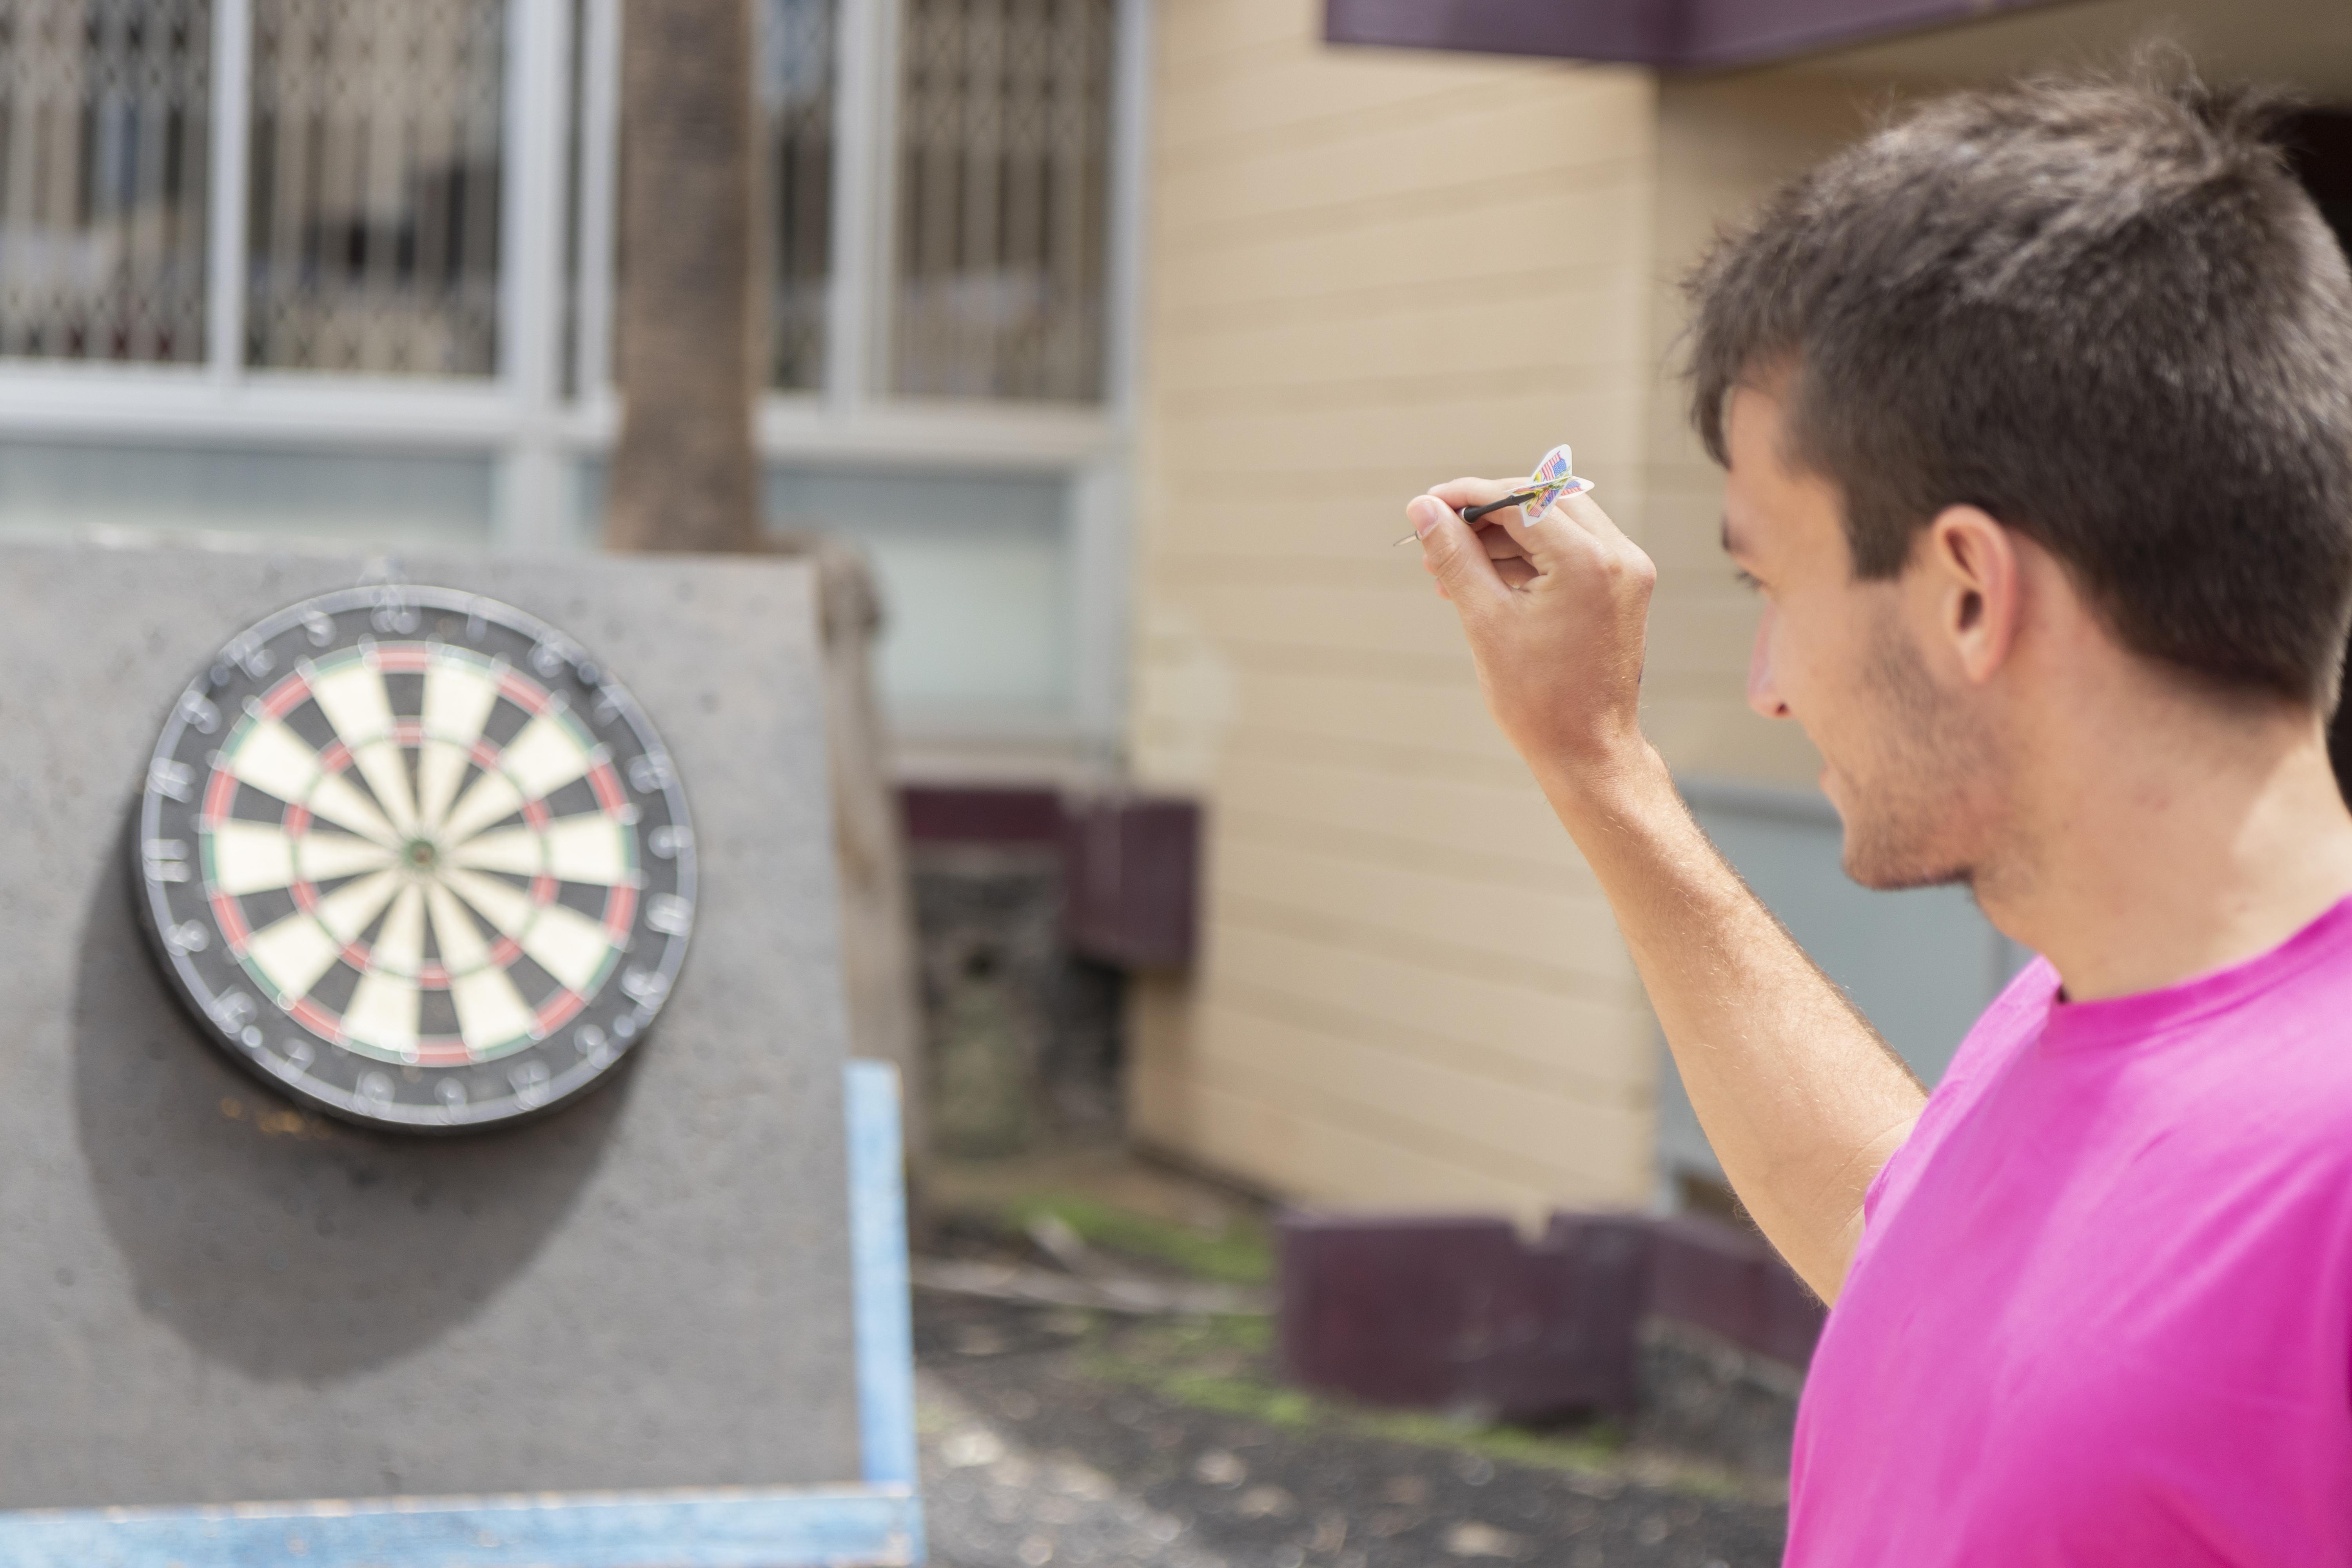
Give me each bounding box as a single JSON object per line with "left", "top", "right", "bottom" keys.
{"left": 133, "top": 586, "right": 696, "bottom": 1132}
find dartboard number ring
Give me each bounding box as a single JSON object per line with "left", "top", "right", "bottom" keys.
{"left": 134, "top": 586, "right": 697, "bottom": 1131}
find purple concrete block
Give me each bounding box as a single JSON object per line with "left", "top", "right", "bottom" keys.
{"left": 1648, "top": 1213, "right": 1826, "bottom": 1368}
{"left": 1062, "top": 796, "right": 1201, "bottom": 971}
{"left": 1277, "top": 1212, "right": 1651, "bottom": 1421}
{"left": 900, "top": 784, "right": 1065, "bottom": 846}
{"left": 896, "top": 787, "right": 1204, "bottom": 972}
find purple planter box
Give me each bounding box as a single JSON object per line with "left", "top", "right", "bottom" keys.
{"left": 1278, "top": 1210, "right": 1827, "bottom": 1423}
{"left": 1277, "top": 1212, "right": 1652, "bottom": 1421}
{"left": 898, "top": 786, "right": 1203, "bottom": 971}
{"left": 1649, "top": 1214, "right": 1826, "bottom": 1368}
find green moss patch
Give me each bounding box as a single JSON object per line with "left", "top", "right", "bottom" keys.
{"left": 1001, "top": 1194, "right": 1274, "bottom": 1286}
{"left": 1085, "top": 1317, "right": 1626, "bottom": 1474}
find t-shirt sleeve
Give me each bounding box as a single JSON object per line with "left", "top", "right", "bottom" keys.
{"left": 1862, "top": 956, "right": 2058, "bottom": 1231}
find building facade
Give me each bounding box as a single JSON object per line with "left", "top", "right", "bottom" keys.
{"left": 0, "top": 0, "right": 1149, "bottom": 784}
{"left": 9, "top": 0, "right": 2350, "bottom": 1220}
{"left": 1122, "top": 0, "right": 2352, "bottom": 1222}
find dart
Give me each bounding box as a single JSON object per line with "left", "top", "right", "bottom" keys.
{"left": 1463, "top": 473, "right": 1595, "bottom": 524}
{"left": 1394, "top": 444, "right": 1596, "bottom": 545}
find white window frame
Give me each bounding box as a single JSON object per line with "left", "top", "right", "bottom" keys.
{"left": 0, "top": 0, "right": 580, "bottom": 515}
{"left": 0, "top": 0, "right": 1151, "bottom": 755}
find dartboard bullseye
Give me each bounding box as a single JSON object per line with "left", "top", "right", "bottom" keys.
{"left": 133, "top": 586, "right": 697, "bottom": 1131}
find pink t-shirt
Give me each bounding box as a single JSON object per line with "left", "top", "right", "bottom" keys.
{"left": 1787, "top": 895, "right": 2352, "bottom": 1564}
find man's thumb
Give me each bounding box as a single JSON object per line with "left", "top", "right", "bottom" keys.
{"left": 1410, "top": 496, "right": 1502, "bottom": 607}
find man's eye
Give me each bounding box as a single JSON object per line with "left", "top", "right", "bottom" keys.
{"left": 1733, "top": 568, "right": 1763, "bottom": 592}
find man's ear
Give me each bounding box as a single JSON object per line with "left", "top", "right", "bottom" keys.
{"left": 1922, "top": 505, "right": 2021, "bottom": 685}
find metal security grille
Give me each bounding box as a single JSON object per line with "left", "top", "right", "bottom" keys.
{"left": 245, "top": 0, "right": 505, "bottom": 375}
{"left": 893, "top": 0, "right": 1112, "bottom": 403}
{"left": 760, "top": 0, "right": 833, "bottom": 391}
{"left": 0, "top": 0, "right": 213, "bottom": 363}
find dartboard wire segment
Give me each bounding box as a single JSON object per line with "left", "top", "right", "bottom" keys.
{"left": 135, "top": 587, "right": 697, "bottom": 1133}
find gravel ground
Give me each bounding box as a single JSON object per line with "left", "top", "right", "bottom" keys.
{"left": 915, "top": 1292, "right": 1792, "bottom": 1568}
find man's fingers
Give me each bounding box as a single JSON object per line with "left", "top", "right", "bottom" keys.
{"left": 1480, "top": 523, "right": 1530, "bottom": 561}
{"left": 1414, "top": 475, "right": 1624, "bottom": 594}
{"left": 1426, "top": 476, "right": 1517, "bottom": 512}
{"left": 1421, "top": 548, "right": 1527, "bottom": 591}
{"left": 1493, "top": 486, "right": 1624, "bottom": 572}
{"left": 1557, "top": 487, "right": 1631, "bottom": 545}
{"left": 1407, "top": 495, "right": 1508, "bottom": 613}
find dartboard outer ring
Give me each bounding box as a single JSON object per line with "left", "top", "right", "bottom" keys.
{"left": 131, "top": 585, "right": 697, "bottom": 1133}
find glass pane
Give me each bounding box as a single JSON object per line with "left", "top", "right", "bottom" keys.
{"left": 0, "top": 437, "right": 497, "bottom": 549}
{"left": 0, "top": 0, "right": 213, "bottom": 363}
{"left": 760, "top": 0, "right": 834, "bottom": 391}
{"left": 892, "top": 0, "right": 1113, "bottom": 403}
{"left": 244, "top": 0, "right": 505, "bottom": 376}
{"left": 766, "top": 466, "right": 1073, "bottom": 715}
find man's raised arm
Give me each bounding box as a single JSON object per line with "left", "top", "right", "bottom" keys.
{"left": 1406, "top": 479, "right": 1924, "bottom": 1301}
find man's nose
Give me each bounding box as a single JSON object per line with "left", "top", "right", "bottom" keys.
{"left": 1747, "top": 603, "right": 1791, "bottom": 720}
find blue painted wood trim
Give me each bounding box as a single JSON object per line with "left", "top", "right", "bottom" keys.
{"left": 0, "top": 1486, "right": 920, "bottom": 1568}
{"left": 845, "top": 1059, "right": 921, "bottom": 1492}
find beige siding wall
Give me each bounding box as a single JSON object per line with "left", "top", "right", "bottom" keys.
{"left": 1123, "top": 1, "right": 1665, "bottom": 1220}
{"left": 1639, "top": 74, "right": 1877, "bottom": 788}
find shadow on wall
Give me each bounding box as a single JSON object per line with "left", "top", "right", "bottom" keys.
{"left": 71, "top": 827, "right": 629, "bottom": 1381}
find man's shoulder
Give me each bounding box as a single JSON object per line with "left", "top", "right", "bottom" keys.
{"left": 1950, "top": 946, "right": 2352, "bottom": 1189}
{"left": 2131, "top": 947, "right": 2352, "bottom": 1185}
{"left": 1933, "top": 956, "right": 2060, "bottom": 1103}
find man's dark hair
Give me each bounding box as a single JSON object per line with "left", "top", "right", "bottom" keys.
{"left": 1687, "top": 64, "right": 2352, "bottom": 708}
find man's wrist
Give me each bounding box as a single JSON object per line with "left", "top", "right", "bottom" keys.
{"left": 1527, "top": 733, "right": 1677, "bottom": 834}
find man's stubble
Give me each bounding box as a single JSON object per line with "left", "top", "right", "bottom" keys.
{"left": 1837, "top": 603, "right": 2003, "bottom": 897}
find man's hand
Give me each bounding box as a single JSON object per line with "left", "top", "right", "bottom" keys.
{"left": 1404, "top": 476, "right": 1921, "bottom": 1303}
{"left": 1407, "top": 483, "right": 1657, "bottom": 788}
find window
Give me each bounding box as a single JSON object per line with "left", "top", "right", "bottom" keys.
{"left": 243, "top": 0, "right": 506, "bottom": 375}
{"left": 759, "top": 0, "right": 835, "bottom": 391}
{"left": 0, "top": 0, "right": 1132, "bottom": 399}
{"left": 0, "top": 0, "right": 1141, "bottom": 746}
{"left": 0, "top": 0, "right": 214, "bottom": 363}
{"left": 892, "top": 0, "right": 1114, "bottom": 402}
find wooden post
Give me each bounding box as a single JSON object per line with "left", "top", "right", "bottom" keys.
{"left": 604, "top": 0, "right": 926, "bottom": 1160}
{"left": 607, "top": 0, "right": 763, "bottom": 554}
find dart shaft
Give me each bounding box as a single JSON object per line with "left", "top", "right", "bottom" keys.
{"left": 1460, "top": 489, "right": 1541, "bottom": 524}
{"left": 1462, "top": 475, "right": 1581, "bottom": 523}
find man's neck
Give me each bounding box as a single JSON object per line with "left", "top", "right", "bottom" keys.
{"left": 1978, "top": 685, "right": 2352, "bottom": 1004}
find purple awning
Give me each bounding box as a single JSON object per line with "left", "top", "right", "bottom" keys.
{"left": 1324, "top": 0, "right": 2084, "bottom": 72}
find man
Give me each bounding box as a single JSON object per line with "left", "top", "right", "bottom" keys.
{"left": 1408, "top": 71, "right": 2352, "bottom": 1561}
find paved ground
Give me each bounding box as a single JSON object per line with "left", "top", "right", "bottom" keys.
{"left": 914, "top": 1292, "right": 1792, "bottom": 1568}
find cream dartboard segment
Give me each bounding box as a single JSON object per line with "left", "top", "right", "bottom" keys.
{"left": 134, "top": 586, "right": 697, "bottom": 1132}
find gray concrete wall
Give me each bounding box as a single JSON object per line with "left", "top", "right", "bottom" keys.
{"left": 0, "top": 540, "right": 861, "bottom": 1506}
{"left": 1657, "top": 779, "right": 2030, "bottom": 1197}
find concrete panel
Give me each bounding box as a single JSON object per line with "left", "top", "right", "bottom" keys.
{"left": 1657, "top": 779, "right": 2030, "bottom": 1190}
{"left": 0, "top": 539, "right": 859, "bottom": 1507}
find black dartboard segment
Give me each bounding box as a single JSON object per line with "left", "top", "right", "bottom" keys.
{"left": 133, "top": 586, "right": 697, "bottom": 1132}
